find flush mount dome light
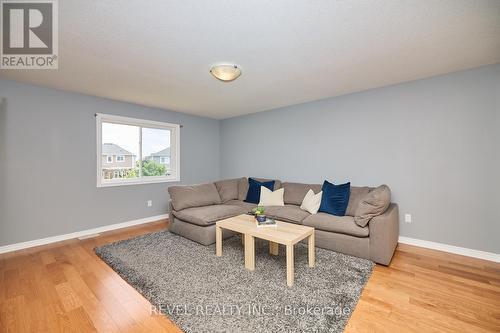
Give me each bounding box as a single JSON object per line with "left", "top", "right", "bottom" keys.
{"left": 210, "top": 64, "right": 241, "bottom": 82}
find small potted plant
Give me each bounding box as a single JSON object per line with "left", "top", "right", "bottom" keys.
{"left": 253, "top": 206, "right": 267, "bottom": 223}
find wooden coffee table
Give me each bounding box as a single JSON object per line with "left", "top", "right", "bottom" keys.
{"left": 216, "top": 214, "right": 315, "bottom": 287}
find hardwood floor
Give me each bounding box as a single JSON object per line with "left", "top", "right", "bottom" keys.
{"left": 346, "top": 243, "right": 500, "bottom": 333}
{"left": 1, "top": 221, "right": 499, "bottom": 332}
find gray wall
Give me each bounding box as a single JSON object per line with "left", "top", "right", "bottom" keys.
{"left": 2, "top": 65, "right": 498, "bottom": 252}
{"left": 221, "top": 64, "right": 500, "bottom": 253}
{"left": 0, "top": 79, "right": 221, "bottom": 246}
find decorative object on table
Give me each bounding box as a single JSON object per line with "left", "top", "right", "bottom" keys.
{"left": 252, "top": 206, "right": 276, "bottom": 227}
{"left": 255, "top": 217, "right": 277, "bottom": 227}
{"left": 253, "top": 206, "right": 267, "bottom": 222}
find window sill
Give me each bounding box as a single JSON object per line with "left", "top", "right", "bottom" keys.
{"left": 97, "top": 177, "right": 180, "bottom": 188}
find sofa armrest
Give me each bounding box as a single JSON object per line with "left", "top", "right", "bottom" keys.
{"left": 369, "top": 203, "right": 399, "bottom": 265}
{"left": 168, "top": 200, "right": 175, "bottom": 226}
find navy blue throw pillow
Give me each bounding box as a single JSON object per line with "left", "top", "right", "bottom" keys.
{"left": 318, "top": 181, "right": 351, "bottom": 216}
{"left": 245, "top": 178, "right": 275, "bottom": 204}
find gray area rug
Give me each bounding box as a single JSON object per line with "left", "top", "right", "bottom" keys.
{"left": 95, "top": 231, "right": 374, "bottom": 333}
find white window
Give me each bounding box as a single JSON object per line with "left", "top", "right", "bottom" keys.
{"left": 160, "top": 157, "right": 166, "bottom": 164}
{"left": 96, "top": 113, "right": 180, "bottom": 187}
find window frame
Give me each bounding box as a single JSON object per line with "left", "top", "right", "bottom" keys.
{"left": 96, "top": 113, "right": 180, "bottom": 187}
{"left": 116, "top": 155, "right": 125, "bottom": 162}
{"left": 106, "top": 155, "right": 113, "bottom": 163}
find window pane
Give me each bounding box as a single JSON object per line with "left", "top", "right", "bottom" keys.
{"left": 102, "top": 122, "right": 139, "bottom": 181}
{"left": 142, "top": 127, "right": 171, "bottom": 177}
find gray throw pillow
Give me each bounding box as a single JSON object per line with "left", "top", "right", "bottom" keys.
{"left": 345, "top": 186, "right": 371, "bottom": 216}
{"left": 214, "top": 178, "right": 241, "bottom": 203}
{"left": 168, "top": 183, "right": 221, "bottom": 211}
{"left": 354, "top": 185, "right": 391, "bottom": 227}
{"left": 238, "top": 177, "right": 249, "bottom": 201}
{"left": 282, "top": 182, "right": 322, "bottom": 206}
{"left": 252, "top": 178, "right": 282, "bottom": 190}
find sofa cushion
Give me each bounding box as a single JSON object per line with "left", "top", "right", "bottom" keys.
{"left": 282, "top": 182, "right": 322, "bottom": 205}
{"left": 172, "top": 205, "right": 245, "bottom": 226}
{"left": 345, "top": 186, "right": 371, "bottom": 216}
{"left": 354, "top": 185, "right": 391, "bottom": 227}
{"left": 245, "top": 178, "right": 275, "bottom": 204}
{"left": 168, "top": 183, "right": 222, "bottom": 211}
{"left": 237, "top": 177, "right": 248, "bottom": 200}
{"left": 254, "top": 178, "right": 282, "bottom": 190}
{"left": 264, "top": 205, "right": 310, "bottom": 224}
{"left": 302, "top": 213, "right": 369, "bottom": 237}
{"left": 224, "top": 200, "right": 257, "bottom": 213}
{"left": 214, "top": 178, "right": 243, "bottom": 203}
{"left": 318, "top": 181, "right": 351, "bottom": 216}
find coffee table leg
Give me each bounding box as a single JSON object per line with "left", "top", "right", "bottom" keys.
{"left": 216, "top": 226, "right": 222, "bottom": 257}
{"left": 269, "top": 241, "right": 279, "bottom": 256}
{"left": 308, "top": 232, "right": 315, "bottom": 267}
{"left": 244, "top": 234, "right": 255, "bottom": 271}
{"left": 286, "top": 244, "right": 294, "bottom": 287}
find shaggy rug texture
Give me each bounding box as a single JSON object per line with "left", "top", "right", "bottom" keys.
{"left": 95, "top": 231, "right": 374, "bottom": 333}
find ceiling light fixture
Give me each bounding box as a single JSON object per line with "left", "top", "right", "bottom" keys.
{"left": 210, "top": 64, "right": 241, "bottom": 82}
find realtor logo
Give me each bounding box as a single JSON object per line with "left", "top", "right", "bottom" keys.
{"left": 1, "top": 0, "right": 58, "bottom": 69}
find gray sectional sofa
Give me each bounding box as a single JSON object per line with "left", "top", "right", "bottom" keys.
{"left": 168, "top": 177, "right": 399, "bottom": 265}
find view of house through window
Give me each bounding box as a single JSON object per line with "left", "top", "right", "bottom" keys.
{"left": 97, "top": 114, "right": 179, "bottom": 186}
{"left": 142, "top": 127, "right": 172, "bottom": 177}
{"left": 101, "top": 123, "right": 139, "bottom": 180}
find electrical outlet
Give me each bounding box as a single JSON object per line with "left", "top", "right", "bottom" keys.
{"left": 404, "top": 213, "right": 412, "bottom": 223}
{"left": 147, "top": 200, "right": 152, "bottom": 207}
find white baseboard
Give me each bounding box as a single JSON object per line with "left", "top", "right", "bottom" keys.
{"left": 3, "top": 220, "right": 498, "bottom": 263}
{"left": 398, "top": 236, "right": 500, "bottom": 263}
{"left": 0, "top": 214, "right": 169, "bottom": 254}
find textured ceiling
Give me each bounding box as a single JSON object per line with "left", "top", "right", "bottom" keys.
{"left": 1, "top": 0, "right": 499, "bottom": 119}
